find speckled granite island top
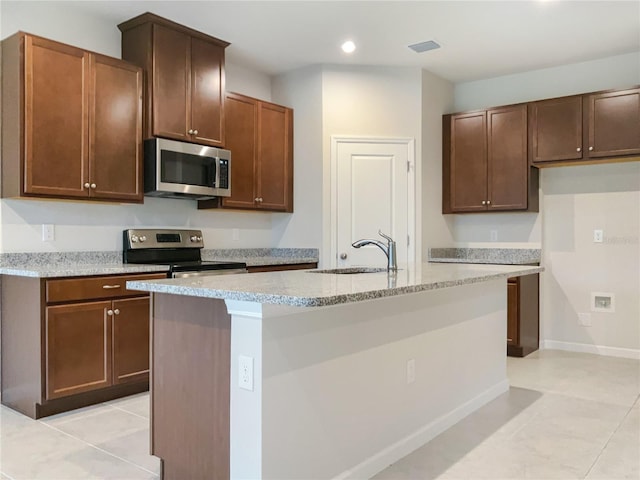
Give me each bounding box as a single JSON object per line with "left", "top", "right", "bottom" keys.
{"left": 127, "top": 263, "right": 543, "bottom": 307}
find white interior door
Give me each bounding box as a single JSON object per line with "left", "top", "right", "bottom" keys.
{"left": 332, "top": 137, "right": 415, "bottom": 268}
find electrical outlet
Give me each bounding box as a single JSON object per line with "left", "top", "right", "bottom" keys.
{"left": 238, "top": 355, "right": 254, "bottom": 391}
{"left": 490, "top": 230, "right": 498, "bottom": 242}
{"left": 42, "top": 224, "right": 55, "bottom": 242}
{"left": 406, "top": 359, "right": 416, "bottom": 384}
{"left": 578, "top": 313, "right": 592, "bottom": 326}
{"left": 593, "top": 229, "right": 604, "bottom": 243}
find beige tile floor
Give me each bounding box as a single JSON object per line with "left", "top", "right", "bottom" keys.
{"left": 1, "top": 349, "right": 638, "bottom": 479}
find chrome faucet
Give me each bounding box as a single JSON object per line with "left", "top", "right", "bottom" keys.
{"left": 352, "top": 230, "right": 398, "bottom": 271}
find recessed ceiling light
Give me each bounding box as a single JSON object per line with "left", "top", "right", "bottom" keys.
{"left": 341, "top": 40, "right": 356, "bottom": 54}
{"left": 408, "top": 40, "right": 441, "bottom": 53}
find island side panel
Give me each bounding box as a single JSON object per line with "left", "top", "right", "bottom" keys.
{"left": 151, "top": 293, "right": 231, "bottom": 480}
{"left": 252, "top": 279, "right": 508, "bottom": 480}
{"left": 1, "top": 276, "right": 44, "bottom": 418}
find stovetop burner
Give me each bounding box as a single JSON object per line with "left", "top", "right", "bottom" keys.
{"left": 122, "top": 229, "right": 246, "bottom": 273}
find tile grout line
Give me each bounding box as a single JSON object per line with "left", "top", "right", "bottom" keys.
{"left": 108, "top": 404, "right": 150, "bottom": 421}
{"left": 38, "top": 403, "right": 120, "bottom": 427}
{"left": 40, "top": 421, "right": 159, "bottom": 477}
{"left": 582, "top": 394, "right": 639, "bottom": 479}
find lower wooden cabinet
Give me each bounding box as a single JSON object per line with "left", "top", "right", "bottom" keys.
{"left": 247, "top": 262, "right": 317, "bottom": 273}
{"left": 507, "top": 274, "right": 540, "bottom": 357}
{"left": 1, "top": 272, "right": 165, "bottom": 418}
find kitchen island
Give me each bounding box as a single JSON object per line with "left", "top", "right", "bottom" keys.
{"left": 128, "top": 263, "right": 542, "bottom": 480}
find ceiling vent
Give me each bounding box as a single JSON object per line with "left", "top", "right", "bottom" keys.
{"left": 408, "top": 40, "right": 441, "bottom": 53}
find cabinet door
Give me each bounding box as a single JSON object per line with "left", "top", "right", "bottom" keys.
{"left": 258, "top": 102, "right": 293, "bottom": 212}
{"left": 530, "top": 96, "right": 583, "bottom": 163}
{"left": 222, "top": 93, "right": 258, "bottom": 209}
{"left": 190, "top": 37, "right": 225, "bottom": 147}
{"left": 24, "top": 35, "right": 89, "bottom": 197}
{"left": 152, "top": 24, "right": 190, "bottom": 141}
{"left": 46, "top": 301, "right": 112, "bottom": 399}
{"left": 449, "top": 112, "right": 487, "bottom": 212}
{"left": 586, "top": 88, "right": 640, "bottom": 158}
{"left": 487, "top": 105, "right": 528, "bottom": 211}
{"left": 507, "top": 281, "right": 519, "bottom": 346}
{"left": 112, "top": 297, "right": 150, "bottom": 385}
{"left": 89, "top": 54, "right": 143, "bottom": 202}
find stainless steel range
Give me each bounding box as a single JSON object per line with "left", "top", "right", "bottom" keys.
{"left": 123, "top": 229, "right": 247, "bottom": 278}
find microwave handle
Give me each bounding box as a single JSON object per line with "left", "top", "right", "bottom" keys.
{"left": 210, "top": 158, "right": 219, "bottom": 188}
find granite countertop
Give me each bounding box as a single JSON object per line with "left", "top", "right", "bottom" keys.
{"left": 0, "top": 249, "right": 319, "bottom": 278}
{"left": 428, "top": 248, "right": 541, "bottom": 265}
{"left": 127, "top": 263, "right": 543, "bottom": 308}
{"left": 202, "top": 248, "right": 318, "bottom": 267}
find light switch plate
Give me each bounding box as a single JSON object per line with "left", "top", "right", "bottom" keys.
{"left": 593, "top": 229, "right": 604, "bottom": 243}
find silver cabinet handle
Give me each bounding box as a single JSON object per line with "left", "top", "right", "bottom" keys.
{"left": 90, "top": 183, "right": 96, "bottom": 189}
{"left": 340, "top": 253, "right": 348, "bottom": 260}
{"left": 193, "top": 129, "right": 198, "bottom": 135}
{"left": 482, "top": 201, "right": 486, "bottom": 205}
{"left": 188, "top": 129, "right": 194, "bottom": 134}
{"left": 507, "top": 338, "right": 513, "bottom": 342}
{"left": 107, "top": 309, "right": 114, "bottom": 316}
{"left": 113, "top": 309, "right": 120, "bottom": 315}
{"left": 576, "top": 147, "right": 581, "bottom": 152}
{"left": 487, "top": 200, "right": 491, "bottom": 205}
{"left": 84, "top": 182, "right": 90, "bottom": 188}
{"left": 255, "top": 197, "right": 263, "bottom": 203}
{"left": 589, "top": 146, "right": 594, "bottom": 151}
{"left": 102, "top": 284, "right": 121, "bottom": 289}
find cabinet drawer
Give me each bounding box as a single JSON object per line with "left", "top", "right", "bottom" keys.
{"left": 46, "top": 273, "right": 166, "bottom": 303}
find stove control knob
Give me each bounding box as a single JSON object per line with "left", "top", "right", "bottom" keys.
{"left": 131, "top": 235, "right": 139, "bottom": 243}
{"left": 190, "top": 235, "right": 198, "bottom": 242}
{"left": 139, "top": 236, "right": 147, "bottom": 242}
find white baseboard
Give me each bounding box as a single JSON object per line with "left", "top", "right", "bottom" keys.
{"left": 333, "top": 379, "right": 510, "bottom": 480}
{"left": 542, "top": 340, "right": 640, "bottom": 360}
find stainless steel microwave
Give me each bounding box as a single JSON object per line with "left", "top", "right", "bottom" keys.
{"left": 144, "top": 138, "right": 231, "bottom": 200}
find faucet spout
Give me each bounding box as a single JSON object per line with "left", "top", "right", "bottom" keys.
{"left": 351, "top": 230, "right": 398, "bottom": 271}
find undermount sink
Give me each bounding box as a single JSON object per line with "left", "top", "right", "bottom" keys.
{"left": 310, "top": 267, "right": 388, "bottom": 274}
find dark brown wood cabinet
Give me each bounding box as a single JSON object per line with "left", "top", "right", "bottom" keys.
{"left": 1, "top": 272, "right": 165, "bottom": 418}
{"left": 507, "top": 274, "right": 540, "bottom": 357}
{"left": 530, "top": 87, "right": 640, "bottom": 166}
{"left": 443, "top": 104, "right": 537, "bottom": 213}
{"left": 119, "top": 12, "right": 229, "bottom": 147}
{"left": 214, "top": 92, "right": 294, "bottom": 212}
{"left": 1, "top": 33, "right": 143, "bottom": 203}
{"left": 247, "top": 262, "right": 317, "bottom": 273}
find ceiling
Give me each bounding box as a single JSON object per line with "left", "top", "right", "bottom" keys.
{"left": 26, "top": 1, "right": 640, "bottom": 82}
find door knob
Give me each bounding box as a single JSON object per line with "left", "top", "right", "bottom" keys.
{"left": 340, "top": 253, "right": 348, "bottom": 260}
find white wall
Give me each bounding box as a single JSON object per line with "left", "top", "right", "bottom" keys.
{"left": 0, "top": 1, "right": 280, "bottom": 253}
{"left": 421, "top": 69, "right": 455, "bottom": 252}
{"left": 270, "top": 66, "right": 324, "bottom": 253}
{"left": 321, "top": 65, "right": 423, "bottom": 264}
{"left": 541, "top": 162, "right": 640, "bottom": 356}
{"left": 450, "top": 53, "right": 640, "bottom": 355}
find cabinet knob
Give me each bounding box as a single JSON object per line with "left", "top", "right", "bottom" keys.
{"left": 84, "top": 182, "right": 90, "bottom": 188}
{"left": 188, "top": 129, "right": 194, "bottom": 134}
{"left": 255, "top": 197, "right": 263, "bottom": 203}
{"left": 589, "top": 146, "right": 594, "bottom": 151}
{"left": 487, "top": 200, "right": 491, "bottom": 205}
{"left": 482, "top": 201, "right": 486, "bottom": 205}
{"left": 90, "top": 183, "right": 96, "bottom": 189}
{"left": 107, "top": 309, "right": 114, "bottom": 316}
{"left": 340, "top": 253, "right": 348, "bottom": 260}
{"left": 576, "top": 147, "right": 581, "bottom": 152}
{"left": 114, "top": 309, "right": 120, "bottom": 315}
{"left": 193, "top": 129, "right": 198, "bottom": 135}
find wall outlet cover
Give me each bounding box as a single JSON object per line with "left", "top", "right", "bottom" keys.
{"left": 42, "top": 224, "right": 55, "bottom": 242}
{"left": 593, "top": 229, "right": 604, "bottom": 243}
{"left": 238, "top": 355, "right": 254, "bottom": 391}
{"left": 591, "top": 292, "right": 615, "bottom": 312}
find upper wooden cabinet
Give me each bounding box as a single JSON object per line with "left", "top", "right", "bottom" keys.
{"left": 217, "top": 92, "right": 294, "bottom": 212}
{"left": 443, "top": 104, "right": 537, "bottom": 213}
{"left": 1, "top": 33, "right": 143, "bottom": 202}
{"left": 118, "top": 12, "right": 229, "bottom": 148}
{"left": 530, "top": 87, "right": 640, "bottom": 166}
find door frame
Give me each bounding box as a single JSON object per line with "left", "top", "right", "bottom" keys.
{"left": 330, "top": 136, "right": 416, "bottom": 268}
